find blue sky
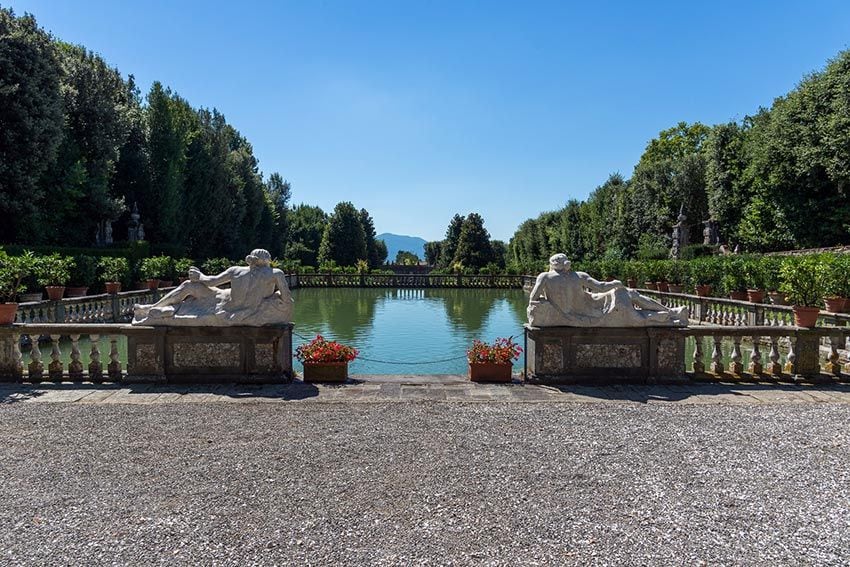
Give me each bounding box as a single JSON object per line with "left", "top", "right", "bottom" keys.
{"left": 8, "top": 1, "right": 850, "bottom": 241}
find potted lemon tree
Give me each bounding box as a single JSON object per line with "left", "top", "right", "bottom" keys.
{"left": 467, "top": 336, "right": 522, "bottom": 383}
{"left": 98, "top": 257, "right": 129, "bottom": 294}
{"left": 0, "top": 251, "right": 35, "bottom": 325}
{"left": 36, "top": 254, "right": 74, "bottom": 301}
{"left": 296, "top": 335, "right": 359, "bottom": 383}
{"left": 779, "top": 256, "right": 824, "bottom": 327}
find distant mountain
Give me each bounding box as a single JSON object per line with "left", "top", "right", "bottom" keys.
{"left": 376, "top": 233, "right": 427, "bottom": 263}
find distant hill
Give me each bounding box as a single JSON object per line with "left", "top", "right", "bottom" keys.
{"left": 376, "top": 233, "right": 427, "bottom": 263}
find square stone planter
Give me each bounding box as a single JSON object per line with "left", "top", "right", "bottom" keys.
{"left": 302, "top": 361, "right": 348, "bottom": 383}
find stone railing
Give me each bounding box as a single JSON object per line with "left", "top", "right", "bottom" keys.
{"left": 15, "top": 288, "right": 171, "bottom": 324}
{"left": 638, "top": 289, "right": 850, "bottom": 328}
{"left": 0, "top": 323, "right": 293, "bottom": 384}
{"left": 291, "top": 273, "right": 527, "bottom": 289}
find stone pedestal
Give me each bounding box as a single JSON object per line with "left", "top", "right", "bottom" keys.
{"left": 126, "top": 324, "right": 293, "bottom": 384}
{"left": 524, "top": 325, "right": 687, "bottom": 384}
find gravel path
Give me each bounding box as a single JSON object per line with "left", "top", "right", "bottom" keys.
{"left": 1, "top": 401, "right": 849, "bottom": 565}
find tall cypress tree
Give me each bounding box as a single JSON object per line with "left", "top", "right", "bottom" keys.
{"left": 439, "top": 213, "right": 465, "bottom": 268}
{"left": 453, "top": 213, "right": 493, "bottom": 269}
{"left": 359, "top": 208, "right": 380, "bottom": 268}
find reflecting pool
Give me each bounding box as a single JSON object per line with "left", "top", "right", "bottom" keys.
{"left": 292, "top": 288, "right": 529, "bottom": 375}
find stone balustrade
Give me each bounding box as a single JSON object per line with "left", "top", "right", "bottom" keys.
{"left": 0, "top": 323, "right": 293, "bottom": 384}
{"left": 292, "top": 273, "right": 527, "bottom": 288}
{"left": 639, "top": 289, "right": 850, "bottom": 328}
{"left": 525, "top": 324, "right": 850, "bottom": 384}
{"left": 15, "top": 288, "right": 170, "bottom": 324}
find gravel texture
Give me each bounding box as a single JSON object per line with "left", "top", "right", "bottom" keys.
{"left": 1, "top": 401, "right": 850, "bottom": 565}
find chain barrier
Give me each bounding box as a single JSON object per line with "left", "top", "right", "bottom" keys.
{"left": 292, "top": 331, "right": 524, "bottom": 366}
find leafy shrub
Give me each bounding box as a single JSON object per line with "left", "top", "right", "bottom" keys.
{"left": 201, "top": 257, "right": 232, "bottom": 276}
{"left": 0, "top": 250, "right": 36, "bottom": 302}
{"left": 140, "top": 255, "right": 174, "bottom": 280}
{"left": 98, "top": 257, "right": 129, "bottom": 284}
{"left": 35, "top": 254, "right": 74, "bottom": 287}
{"left": 779, "top": 256, "right": 823, "bottom": 307}
{"left": 70, "top": 255, "right": 98, "bottom": 287}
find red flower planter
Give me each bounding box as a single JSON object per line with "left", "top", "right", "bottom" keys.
{"left": 469, "top": 362, "right": 512, "bottom": 383}
{"left": 302, "top": 361, "right": 348, "bottom": 383}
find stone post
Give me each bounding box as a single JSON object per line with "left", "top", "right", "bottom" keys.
{"left": 784, "top": 331, "right": 822, "bottom": 380}
{"left": 110, "top": 294, "right": 121, "bottom": 322}
{"left": 0, "top": 329, "right": 23, "bottom": 382}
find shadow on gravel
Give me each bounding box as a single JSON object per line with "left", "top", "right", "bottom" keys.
{"left": 125, "top": 382, "right": 322, "bottom": 401}
{"left": 0, "top": 382, "right": 118, "bottom": 404}
{"left": 551, "top": 382, "right": 850, "bottom": 403}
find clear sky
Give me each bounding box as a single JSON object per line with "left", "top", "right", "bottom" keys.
{"left": 7, "top": 1, "right": 850, "bottom": 241}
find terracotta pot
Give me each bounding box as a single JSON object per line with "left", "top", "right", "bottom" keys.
{"left": 746, "top": 289, "right": 765, "bottom": 304}
{"left": 45, "top": 286, "right": 65, "bottom": 301}
{"left": 656, "top": 282, "right": 669, "bottom": 293}
{"left": 146, "top": 279, "right": 160, "bottom": 290}
{"left": 644, "top": 282, "right": 658, "bottom": 291}
{"left": 792, "top": 305, "right": 820, "bottom": 328}
{"left": 65, "top": 286, "right": 89, "bottom": 298}
{"left": 729, "top": 291, "right": 748, "bottom": 301}
{"left": 0, "top": 303, "right": 17, "bottom": 325}
{"left": 105, "top": 282, "right": 122, "bottom": 294}
{"left": 668, "top": 284, "right": 684, "bottom": 293}
{"left": 302, "top": 361, "right": 348, "bottom": 383}
{"left": 18, "top": 292, "right": 43, "bottom": 303}
{"left": 824, "top": 296, "right": 845, "bottom": 313}
{"left": 768, "top": 291, "right": 787, "bottom": 306}
{"left": 469, "top": 362, "right": 512, "bottom": 383}
{"left": 844, "top": 298, "right": 850, "bottom": 314}
{"left": 695, "top": 284, "right": 712, "bottom": 297}
{"left": 159, "top": 280, "right": 173, "bottom": 288}
{"left": 626, "top": 279, "right": 637, "bottom": 289}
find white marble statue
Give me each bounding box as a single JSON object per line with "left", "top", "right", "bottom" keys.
{"left": 527, "top": 254, "right": 688, "bottom": 327}
{"left": 132, "top": 249, "right": 293, "bottom": 326}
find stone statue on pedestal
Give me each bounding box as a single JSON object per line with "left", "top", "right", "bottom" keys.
{"left": 128, "top": 202, "right": 145, "bottom": 242}
{"left": 132, "top": 249, "right": 293, "bottom": 326}
{"left": 702, "top": 218, "right": 719, "bottom": 246}
{"left": 527, "top": 254, "right": 688, "bottom": 327}
{"left": 670, "top": 206, "right": 689, "bottom": 259}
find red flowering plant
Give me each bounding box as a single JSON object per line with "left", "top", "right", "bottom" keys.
{"left": 466, "top": 337, "right": 522, "bottom": 365}
{"left": 296, "top": 335, "right": 359, "bottom": 364}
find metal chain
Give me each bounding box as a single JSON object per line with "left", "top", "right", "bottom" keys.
{"left": 293, "top": 332, "right": 522, "bottom": 366}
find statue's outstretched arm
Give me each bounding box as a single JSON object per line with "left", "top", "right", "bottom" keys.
{"left": 191, "top": 266, "right": 234, "bottom": 287}
{"left": 577, "top": 271, "right": 620, "bottom": 292}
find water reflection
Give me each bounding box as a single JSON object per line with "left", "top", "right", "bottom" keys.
{"left": 291, "top": 287, "right": 529, "bottom": 374}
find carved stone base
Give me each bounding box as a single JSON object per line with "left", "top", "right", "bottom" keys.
{"left": 525, "top": 325, "right": 687, "bottom": 384}
{"left": 125, "top": 325, "right": 293, "bottom": 384}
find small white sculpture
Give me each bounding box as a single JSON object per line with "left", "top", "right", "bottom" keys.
{"left": 527, "top": 254, "right": 688, "bottom": 327}
{"left": 132, "top": 249, "right": 293, "bottom": 326}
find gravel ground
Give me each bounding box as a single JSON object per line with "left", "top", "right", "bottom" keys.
{"left": 1, "top": 401, "right": 849, "bottom": 566}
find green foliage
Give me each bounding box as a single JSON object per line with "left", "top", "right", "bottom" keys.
{"left": 375, "top": 240, "right": 388, "bottom": 265}
{"left": 359, "top": 209, "right": 381, "bottom": 269}
{"left": 0, "top": 250, "right": 36, "bottom": 302}
{"left": 453, "top": 213, "right": 492, "bottom": 269}
{"left": 636, "top": 234, "right": 669, "bottom": 261}
{"left": 394, "top": 251, "right": 420, "bottom": 265}
{"left": 424, "top": 241, "right": 442, "bottom": 266}
{"left": 779, "top": 256, "right": 824, "bottom": 307}
{"left": 97, "top": 256, "right": 129, "bottom": 283}
{"left": 820, "top": 254, "right": 850, "bottom": 297}
{"left": 439, "top": 214, "right": 465, "bottom": 268}
{"left": 140, "top": 255, "right": 173, "bottom": 280}
{"left": 680, "top": 244, "right": 716, "bottom": 260}
{"left": 35, "top": 253, "right": 74, "bottom": 286}
{"left": 173, "top": 257, "right": 194, "bottom": 277}
{"left": 318, "top": 202, "right": 367, "bottom": 267}
{"left": 70, "top": 255, "right": 98, "bottom": 287}
{"left": 201, "top": 257, "right": 232, "bottom": 276}
{"left": 286, "top": 205, "right": 327, "bottom": 267}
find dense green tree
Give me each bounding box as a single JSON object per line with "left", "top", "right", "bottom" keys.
{"left": 358, "top": 208, "right": 380, "bottom": 268}
{"left": 395, "top": 250, "right": 420, "bottom": 265}
{"left": 0, "top": 9, "right": 63, "bottom": 243}
{"left": 439, "top": 214, "right": 465, "bottom": 268}
{"left": 286, "top": 204, "right": 327, "bottom": 266}
{"left": 453, "top": 213, "right": 492, "bottom": 269}
{"left": 266, "top": 172, "right": 291, "bottom": 258}
{"left": 318, "top": 202, "right": 367, "bottom": 266}
{"left": 424, "top": 241, "right": 442, "bottom": 265}
{"left": 375, "top": 239, "right": 388, "bottom": 265}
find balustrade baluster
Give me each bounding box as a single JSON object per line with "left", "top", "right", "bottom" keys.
{"left": 710, "top": 336, "right": 724, "bottom": 374}
{"left": 748, "top": 336, "right": 762, "bottom": 375}
{"left": 69, "top": 334, "right": 84, "bottom": 381}
{"left": 28, "top": 337, "right": 44, "bottom": 382}
{"left": 89, "top": 334, "right": 103, "bottom": 382}
{"left": 692, "top": 336, "right": 705, "bottom": 373}
{"left": 784, "top": 336, "right": 797, "bottom": 376}
{"left": 11, "top": 333, "right": 24, "bottom": 380}
{"left": 730, "top": 337, "right": 744, "bottom": 374}
{"left": 767, "top": 337, "right": 782, "bottom": 376}
{"left": 48, "top": 334, "right": 63, "bottom": 382}
{"left": 826, "top": 334, "right": 842, "bottom": 375}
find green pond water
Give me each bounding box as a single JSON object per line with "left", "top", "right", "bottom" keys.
{"left": 30, "top": 287, "right": 771, "bottom": 376}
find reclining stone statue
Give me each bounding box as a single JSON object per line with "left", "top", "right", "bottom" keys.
{"left": 527, "top": 254, "right": 688, "bottom": 327}
{"left": 132, "top": 249, "right": 293, "bottom": 326}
